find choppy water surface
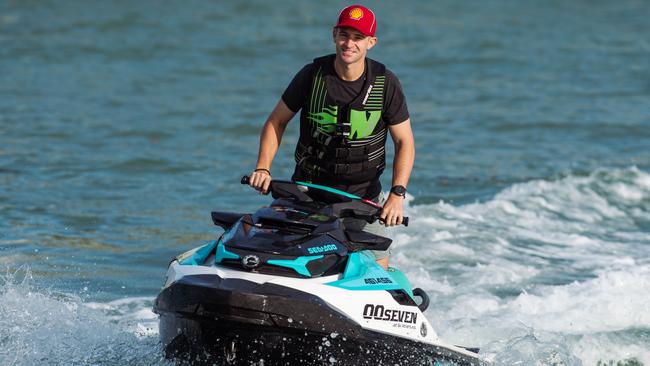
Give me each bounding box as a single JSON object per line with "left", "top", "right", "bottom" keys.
{"left": 1, "top": 0, "right": 649, "bottom": 365}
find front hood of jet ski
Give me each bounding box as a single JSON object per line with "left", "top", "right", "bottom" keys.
{"left": 154, "top": 270, "right": 480, "bottom": 366}
{"left": 154, "top": 273, "right": 362, "bottom": 336}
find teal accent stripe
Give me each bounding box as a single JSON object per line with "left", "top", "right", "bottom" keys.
{"left": 180, "top": 241, "right": 219, "bottom": 266}
{"left": 295, "top": 181, "right": 361, "bottom": 199}
{"left": 215, "top": 240, "right": 239, "bottom": 263}
{"left": 267, "top": 255, "right": 324, "bottom": 276}
{"left": 326, "top": 252, "right": 403, "bottom": 291}
{"left": 387, "top": 267, "right": 414, "bottom": 297}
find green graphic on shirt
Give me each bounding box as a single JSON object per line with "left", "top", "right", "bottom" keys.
{"left": 308, "top": 105, "right": 337, "bottom": 133}
{"left": 350, "top": 109, "right": 381, "bottom": 139}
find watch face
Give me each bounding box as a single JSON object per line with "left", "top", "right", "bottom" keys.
{"left": 392, "top": 185, "right": 407, "bottom": 196}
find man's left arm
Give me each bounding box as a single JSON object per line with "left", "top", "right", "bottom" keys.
{"left": 381, "top": 119, "right": 415, "bottom": 226}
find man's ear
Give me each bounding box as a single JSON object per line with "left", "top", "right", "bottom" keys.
{"left": 367, "top": 36, "right": 378, "bottom": 49}
{"left": 332, "top": 27, "right": 338, "bottom": 42}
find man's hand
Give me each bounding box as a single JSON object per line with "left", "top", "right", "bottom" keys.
{"left": 249, "top": 169, "right": 272, "bottom": 194}
{"left": 380, "top": 193, "right": 404, "bottom": 226}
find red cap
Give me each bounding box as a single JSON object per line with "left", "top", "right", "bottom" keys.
{"left": 335, "top": 5, "right": 376, "bottom": 37}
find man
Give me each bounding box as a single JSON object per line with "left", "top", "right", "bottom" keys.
{"left": 248, "top": 4, "right": 415, "bottom": 269}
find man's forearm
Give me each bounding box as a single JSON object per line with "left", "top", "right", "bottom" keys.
{"left": 254, "top": 100, "right": 295, "bottom": 171}
{"left": 255, "top": 119, "right": 286, "bottom": 170}
{"left": 382, "top": 121, "right": 415, "bottom": 227}
{"left": 391, "top": 138, "right": 415, "bottom": 188}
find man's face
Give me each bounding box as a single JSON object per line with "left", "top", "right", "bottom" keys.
{"left": 333, "top": 27, "right": 377, "bottom": 65}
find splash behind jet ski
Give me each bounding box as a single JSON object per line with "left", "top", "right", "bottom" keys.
{"left": 153, "top": 177, "right": 480, "bottom": 365}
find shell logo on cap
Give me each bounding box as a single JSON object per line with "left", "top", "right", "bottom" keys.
{"left": 349, "top": 7, "right": 364, "bottom": 20}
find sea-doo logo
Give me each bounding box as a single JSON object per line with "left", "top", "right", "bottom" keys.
{"left": 420, "top": 322, "right": 427, "bottom": 337}
{"left": 242, "top": 255, "right": 260, "bottom": 269}
{"left": 363, "top": 304, "right": 417, "bottom": 324}
{"left": 307, "top": 244, "right": 338, "bottom": 254}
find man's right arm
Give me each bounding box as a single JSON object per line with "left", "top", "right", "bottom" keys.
{"left": 249, "top": 99, "right": 296, "bottom": 194}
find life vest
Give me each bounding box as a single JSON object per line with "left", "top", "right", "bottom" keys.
{"left": 294, "top": 55, "right": 388, "bottom": 184}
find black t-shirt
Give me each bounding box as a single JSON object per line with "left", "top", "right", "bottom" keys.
{"left": 282, "top": 57, "right": 409, "bottom": 198}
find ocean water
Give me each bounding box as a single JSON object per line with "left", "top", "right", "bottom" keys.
{"left": 1, "top": 0, "right": 649, "bottom": 365}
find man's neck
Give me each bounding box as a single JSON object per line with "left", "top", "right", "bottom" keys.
{"left": 334, "top": 57, "right": 365, "bottom": 81}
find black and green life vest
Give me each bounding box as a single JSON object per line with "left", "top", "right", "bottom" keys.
{"left": 294, "top": 55, "right": 388, "bottom": 184}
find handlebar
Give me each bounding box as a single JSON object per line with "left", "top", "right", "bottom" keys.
{"left": 241, "top": 175, "right": 409, "bottom": 227}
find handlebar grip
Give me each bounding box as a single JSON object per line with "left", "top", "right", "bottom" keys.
{"left": 241, "top": 175, "right": 250, "bottom": 185}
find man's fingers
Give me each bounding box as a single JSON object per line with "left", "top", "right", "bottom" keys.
{"left": 381, "top": 196, "right": 405, "bottom": 226}
{"left": 382, "top": 210, "right": 403, "bottom": 227}
{"left": 393, "top": 211, "right": 403, "bottom": 226}
{"left": 381, "top": 211, "right": 394, "bottom": 226}
{"left": 249, "top": 172, "right": 271, "bottom": 192}
{"left": 380, "top": 209, "right": 388, "bottom": 225}
{"left": 261, "top": 177, "right": 271, "bottom": 194}
{"left": 390, "top": 214, "right": 399, "bottom": 226}
{"left": 250, "top": 174, "right": 262, "bottom": 190}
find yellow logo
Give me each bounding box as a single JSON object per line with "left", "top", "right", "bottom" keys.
{"left": 349, "top": 8, "right": 364, "bottom": 20}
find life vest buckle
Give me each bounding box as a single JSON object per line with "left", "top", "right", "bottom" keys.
{"left": 312, "top": 129, "right": 333, "bottom": 145}
{"left": 335, "top": 123, "right": 351, "bottom": 137}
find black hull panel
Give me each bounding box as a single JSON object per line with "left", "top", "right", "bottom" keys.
{"left": 154, "top": 274, "right": 479, "bottom": 366}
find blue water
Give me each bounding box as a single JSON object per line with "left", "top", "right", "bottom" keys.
{"left": 1, "top": 1, "right": 649, "bottom": 365}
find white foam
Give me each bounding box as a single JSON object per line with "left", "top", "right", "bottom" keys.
{"left": 634, "top": 168, "right": 650, "bottom": 190}
{"left": 0, "top": 269, "right": 168, "bottom": 366}
{"left": 572, "top": 332, "right": 650, "bottom": 365}
{"left": 390, "top": 167, "right": 650, "bottom": 364}
{"left": 471, "top": 262, "right": 540, "bottom": 286}
{"left": 507, "top": 265, "right": 650, "bottom": 334}
{"left": 611, "top": 182, "right": 646, "bottom": 202}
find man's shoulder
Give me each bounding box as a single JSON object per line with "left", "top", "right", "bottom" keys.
{"left": 295, "top": 62, "right": 316, "bottom": 76}
{"left": 366, "top": 58, "right": 402, "bottom": 81}
{"left": 372, "top": 62, "right": 403, "bottom": 89}
{"left": 375, "top": 63, "right": 400, "bottom": 81}
{"left": 366, "top": 56, "right": 384, "bottom": 66}
{"left": 383, "top": 67, "right": 398, "bottom": 78}
{"left": 294, "top": 55, "right": 333, "bottom": 78}
{"left": 312, "top": 54, "right": 336, "bottom": 65}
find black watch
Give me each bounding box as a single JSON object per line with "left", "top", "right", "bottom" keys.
{"left": 390, "top": 185, "right": 407, "bottom": 198}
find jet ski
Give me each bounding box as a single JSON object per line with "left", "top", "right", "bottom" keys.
{"left": 153, "top": 177, "right": 481, "bottom": 365}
